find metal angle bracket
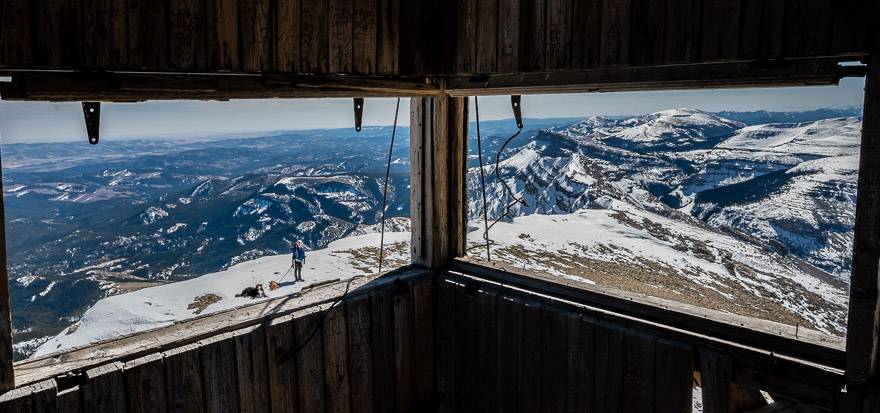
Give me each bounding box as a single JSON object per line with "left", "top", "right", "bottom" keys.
{"left": 82, "top": 102, "right": 101, "bottom": 145}
{"left": 353, "top": 98, "right": 364, "bottom": 132}
{"left": 510, "top": 95, "right": 523, "bottom": 129}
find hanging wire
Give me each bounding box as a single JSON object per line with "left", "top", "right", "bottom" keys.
{"left": 474, "top": 97, "right": 493, "bottom": 261}
{"left": 378, "top": 97, "right": 401, "bottom": 274}
{"left": 468, "top": 97, "right": 527, "bottom": 257}
{"left": 279, "top": 98, "right": 400, "bottom": 366}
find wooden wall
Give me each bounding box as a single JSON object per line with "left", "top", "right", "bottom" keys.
{"left": 0, "top": 0, "right": 871, "bottom": 77}
{"left": 0, "top": 275, "right": 436, "bottom": 413}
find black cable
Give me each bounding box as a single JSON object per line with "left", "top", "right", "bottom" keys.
{"left": 467, "top": 98, "right": 527, "bottom": 255}
{"left": 279, "top": 98, "right": 401, "bottom": 366}
{"left": 378, "top": 97, "right": 401, "bottom": 274}
{"left": 474, "top": 97, "right": 493, "bottom": 261}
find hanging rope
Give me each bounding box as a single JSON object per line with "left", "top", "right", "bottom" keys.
{"left": 278, "top": 98, "right": 400, "bottom": 366}
{"left": 475, "top": 97, "right": 493, "bottom": 261}
{"left": 469, "top": 97, "right": 527, "bottom": 259}
{"left": 378, "top": 97, "right": 401, "bottom": 274}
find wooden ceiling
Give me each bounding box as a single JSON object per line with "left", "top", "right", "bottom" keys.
{"left": 0, "top": 0, "right": 873, "bottom": 79}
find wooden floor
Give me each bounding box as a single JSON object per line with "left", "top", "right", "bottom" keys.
{"left": 0, "top": 265, "right": 849, "bottom": 412}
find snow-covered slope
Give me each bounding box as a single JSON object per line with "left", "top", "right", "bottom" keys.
{"left": 33, "top": 231, "right": 410, "bottom": 357}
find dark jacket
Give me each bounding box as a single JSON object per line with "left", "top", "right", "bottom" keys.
{"left": 291, "top": 245, "right": 306, "bottom": 262}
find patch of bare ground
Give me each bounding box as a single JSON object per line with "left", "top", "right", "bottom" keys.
{"left": 338, "top": 241, "right": 410, "bottom": 273}
{"left": 489, "top": 243, "right": 845, "bottom": 335}
{"left": 188, "top": 294, "right": 222, "bottom": 315}
{"left": 112, "top": 280, "right": 171, "bottom": 293}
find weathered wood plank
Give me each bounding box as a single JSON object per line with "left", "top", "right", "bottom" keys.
{"left": 322, "top": 305, "right": 350, "bottom": 413}
{"left": 519, "top": 0, "right": 547, "bottom": 71}
{"left": 0, "top": 379, "right": 57, "bottom": 413}
{"left": 3, "top": 0, "right": 34, "bottom": 66}
{"left": 599, "top": 0, "right": 630, "bottom": 66}
{"left": 453, "top": 283, "right": 478, "bottom": 411}
{"left": 370, "top": 288, "right": 396, "bottom": 412}
{"left": 200, "top": 333, "right": 240, "bottom": 412}
{"left": 455, "top": 0, "right": 476, "bottom": 74}
{"left": 654, "top": 338, "right": 694, "bottom": 413}
{"left": 738, "top": 0, "right": 784, "bottom": 59}
{"left": 831, "top": 0, "right": 867, "bottom": 55}
{"left": 594, "top": 321, "right": 625, "bottom": 412}
{"left": 265, "top": 317, "right": 296, "bottom": 413}
{"left": 124, "top": 353, "right": 167, "bottom": 413}
{"left": 82, "top": 362, "right": 127, "bottom": 413}
{"left": 239, "top": 0, "right": 272, "bottom": 72}
{"left": 699, "top": 348, "right": 732, "bottom": 413}
{"left": 496, "top": 294, "right": 524, "bottom": 413}
{"left": 664, "top": 0, "right": 702, "bottom": 63}
{"left": 449, "top": 96, "right": 469, "bottom": 258}
{"left": 32, "top": 0, "right": 62, "bottom": 66}
{"left": 328, "top": 0, "right": 354, "bottom": 73}
{"left": 540, "top": 306, "right": 568, "bottom": 413}
{"left": 475, "top": 289, "right": 499, "bottom": 412}
{"left": 56, "top": 386, "right": 82, "bottom": 413}
{"left": 475, "top": 0, "right": 498, "bottom": 73}
{"left": 520, "top": 299, "right": 543, "bottom": 411}
{"left": 410, "top": 278, "right": 435, "bottom": 408}
{"left": 234, "top": 326, "right": 270, "bottom": 413}
{"left": 293, "top": 311, "right": 325, "bottom": 413}
{"left": 846, "top": 53, "right": 880, "bottom": 385}
{"left": 410, "top": 97, "right": 427, "bottom": 265}
{"left": 392, "top": 286, "right": 415, "bottom": 412}
{"left": 570, "top": 0, "right": 601, "bottom": 69}
{"left": 301, "top": 0, "right": 329, "bottom": 73}
{"left": 0, "top": 132, "right": 14, "bottom": 392}
{"left": 206, "top": 0, "right": 239, "bottom": 70}
{"left": 496, "top": 0, "right": 520, "bottom": 72}
{"left": 352, "top": 0, "right": 377, "bottom": 74}
{"left": 783, "top": 0, "right": 833, "bottom": 57}
{"left": 429, "top": 95, "right": 452, "bottom": 267}
{"left": 346, "top": 294, "right": 374, "bottom": 413}
{"left": 398, "top": 0, "right": 425, "bottom": 75}
{"left": 629, "top": 0, "right": 667, "bottom": 66}
{"left": 546, "top": 0, "right": 572, "bottom": 69}
{"left": 700, "top": 0, "right": 739, "bottom": 61}
{"left": 81, "top": 0, "right": 126, "bottom": 67}
{"left": 435, "top": 280, "right": 456, "bottom": 412}
{"left": 127, "top": 0, "right": 169, "bottom": 69}
{"left": 622, "top": 329, "right": 657, "bottom": 413}
{"left": 376, "top": 0, "right": 399, "bottom": 74}
{"left": 164, "top": 343, "right": 206, "bottom": 413}
{"left": 169, "top": 0, "right": 207, "bottom": 70}
{"left": 566, "top": 314, "right": 595, "bottom": 412}
{"left": 274, "top": 0, "right": 301, "bottom": 72}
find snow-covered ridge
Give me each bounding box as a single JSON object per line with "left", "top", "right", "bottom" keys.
{"left": 33, "top": 231, "right": 410, "bottom": 357}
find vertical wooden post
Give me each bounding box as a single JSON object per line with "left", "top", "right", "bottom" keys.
{"left": 409, "top": 91, "right": 468, "bottom": 268}
{"left": 0, "top": 149, "right": 14, "bottom": 392}
{"left": 845, "top": 52, "right": 880, "bottom": 399}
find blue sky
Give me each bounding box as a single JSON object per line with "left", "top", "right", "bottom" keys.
{"left": 0, "top": 77, "right": 865, "bottom": 143}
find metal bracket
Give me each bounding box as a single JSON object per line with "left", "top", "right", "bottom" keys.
{"left": 353, "top": 98, "right": 364, "bottom": 132}
{"left": 510, "top": 95, "right": 523, "bottom": 129}
{"left": 82, "top": 102, "right": 101, "bottom": 145}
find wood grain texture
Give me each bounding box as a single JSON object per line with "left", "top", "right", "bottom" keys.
{"left": 699, "top": 347, "right": 731, "bottom": 413}
{"left": 475, "top": 289, "right": 499, "bottom": 411}
{"left": 435, "top": 280, "right": 457, "bottom": 412}
{"left": 700, "top": 0, "right": 740, "bottom": 61}
{"left": 265, "top": 317, "right": 296, "bottom": 413}
{"left": 199, "top": 333, "right": 240, "bottom": 412}
{"left": 328, "top": 0, "right": 354, "bottom": 73}
{"left": 519, "top": 0, "right": 547, "bottom": 71}
{"left": 566, "top": 314, "right": 595, "bottom": 412}
{"left": 83, "top": 362, "right": 127, "bottom": 413}
{"left": 164, "top": 343, "right": 206, "bottom": 413}
{"left": 664, "top": 0, "right": 702, "bottom": 63}
{"left": 124, "top": 353, "right": 167, "bottom": 413}
{"left": 376, "top": 0, "right": 399, "bottom": 74}
{"left": 293, "top": 312, "right": 325, "bottom": 413}
{"left": 3, "top": 0, "right": 33, "bottom": 66}
{"left": 496, "top": 0, "right": 521, "bottom": 72}
{"left": 0, "top": 141, "right": 13, "bottom": 392}
{"left": 352, "top": 0, "right": 377, "bottom": 74}
{"left": 520, "top": 299, "right": 543, "bottom": 411}
{"left": 629, "top": 0, "right": 667, "bottom": 66}
{"left": 127, "top": 0, "right": 169, "bottom": 69}
{"left": 346, "top": 294, "right": 374, "bottom": 413}
{"left": 410, "top": 278, "right": 435, "bottom": 408}
{"left": 206, "top": 0, "right": 239, "bottom": 70}
{"left": 594, "top": 321, "right": 625, "bottom": 412}
{"left": 545, "top": 0, "right": 572, "bottom": 69}
{"left": 496, "top": 294, "right": 524, "bottom": 413}
{"left": 570, "top": 0, "right": 602, "bottom": 69}
{"left": 274, "top": 0, "right": 301, "bottom": 71}
{"left": 392, "top": 288, "right": 415, "bottom": 412}
{"left": 622, "top": 329, "right": 657, "bottom": 413}
{"left": 540, "top": 306, "right": 568, "bottom": 413}
{"left": 321, "top": 304, "right": 350, "bottom": 413}
{"left": 234, "top": 327, "right": 270, "bottom": 413}
{"left": 475, "top": 0, "right": 498, "bottom": 73}
{"left": 455, "top": 0, "right": 476, "bottom": 74}
{"left": 369, "top": 288, "right": 396, "bottom": 412}
{"left": 169, "top": 0, "right": 207, "bottom": 70}
{"left": 654, "top": 338, "right": 694, "bottom": 413}
{"left": 239, "top": 0, "right": 272, "bottom": 72}
{"left": 453, "top": 283, "right": 477, "bottom": 411}
{"left": 599, "top": 0, "right": 631, "bottom": 66}
{"left": 301, "top": 0, "right": 329, "bottom": 73}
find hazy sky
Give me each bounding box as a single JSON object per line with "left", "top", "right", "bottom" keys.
{"left": 0, "top": 77, "right": 865, "bottom": 144}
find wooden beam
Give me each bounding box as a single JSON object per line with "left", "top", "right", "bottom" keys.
{"left": 0, "top": 71, "right": 439, "bottom": 102}
{"left": 409, "top": 92, "right": 468, "bottom": 268}
{"left": 444, "top": 59, "right": 852, "bottom": 96}
{"left": 0, "top": 148, "right": 14, "bottom": 393}
{"left": 845, "top": 53, "right": 880, "bottom": 386}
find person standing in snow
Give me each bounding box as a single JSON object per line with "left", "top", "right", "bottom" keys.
{"left": 291, "top": 240, "right": 306, "bottom": 282}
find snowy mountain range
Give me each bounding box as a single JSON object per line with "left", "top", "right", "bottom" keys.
{"left": 4, "top": 107, "right": 862, "bottom": 358}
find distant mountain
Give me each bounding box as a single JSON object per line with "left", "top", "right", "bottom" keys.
{"left": 5, "top": 108, "right": 861, "bottom": 358}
